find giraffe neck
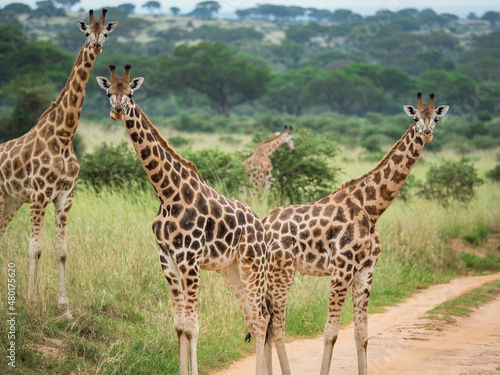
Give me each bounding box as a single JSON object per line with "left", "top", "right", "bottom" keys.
{"left": 344, "top": 125, "right": 425, "bottom": 222}
{"left": 255, "top": 132, "right": 285, "bottom": 159}
{"left": 37, "top": 44, "right": 96, "bottom": 146}
{"left": 123, "top": 104, "right": 202, "bottom": 204}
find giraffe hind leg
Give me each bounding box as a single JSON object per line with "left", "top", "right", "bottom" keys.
{"left": 237, "top": 240, "right": 269, "bottom": 375}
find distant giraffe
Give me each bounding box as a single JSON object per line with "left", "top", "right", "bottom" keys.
{"left": 263, "top": 93, "right": 449, "bottom": 375}
{"left": 96, "top": 65, "right": 271, "bottom": 375}
{"left": 0, "top": 10, "right": 117, "bottom": 319}
{"left": 244, "top": 126, "right": 295, "bottom": 195}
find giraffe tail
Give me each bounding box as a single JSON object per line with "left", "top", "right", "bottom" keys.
{"left": 244, "top": 297, "right": 274, "bottom": 345}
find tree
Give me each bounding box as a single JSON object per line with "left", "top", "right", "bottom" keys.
{"left": 170, "top": 6, "right": 180, "bottom": 16}
{"left": 482, "top": 11, "right": 500, "bottom": 28}
{"left": 118, "top": 3, "right": 136, "bottom": 14}
{"left": 262, "top": 67, "right": 322, "bottom": 116}
{"left": 4, "top": 3, "right": 32, "bottom": 14}
{"left": 53, "top": 0, "right": 80, "bottom": 11}
{"left": 189, "top": 1, "right": 221, "bottom": 20}
{"left": 0, "top": 74, "right": 54, "bottom": 143}
{"left": 142, "top": 1, "right": 160, "bottom": 15}
{"left": 302, "top": 69, "right": 388, "bottom": 115}
{"left": 268, "top": 40, "right": 305, "bottom": 69}
{"left": 156, "top": 27, "right": 189, "bottom": 43}
{"left": 163, "top": 42, "right": 271, "bottom": 117}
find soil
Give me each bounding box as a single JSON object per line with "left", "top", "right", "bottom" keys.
{"left": 214, "top": 273, "right": 500, "bottom": 375}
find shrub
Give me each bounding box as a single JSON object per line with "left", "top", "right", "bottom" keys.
{"left": 486, "top": 165, "right": 500, "bottom": 182}
{"left": 418, "top": 157, "right": 484, "bottom": 207}
{"left": 183, "top": 148, "right": 249, "bottom": 195}
{"left": 78, "top": 142, "right": 148, "bottom": 190}
{"left": 261, "top": 129, "right": 341, "bottom": 205}
{"left": 168, "top": 135, "right": 192, "bottom": 148}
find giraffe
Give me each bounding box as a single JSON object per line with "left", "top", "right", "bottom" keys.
{"left": 262, "top": 93, "right": 449, "bottom": 375}
{"left": 244, "top": 126, "right": 295, "bottom": 195}
{"left": 0, "top": 10, "right": 117, "bottom": 319}
{"left": 96, "top": 65, "right": 271, "bottom": 375}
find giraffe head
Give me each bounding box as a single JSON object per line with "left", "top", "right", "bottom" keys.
{"left": 96, "top": 65, "right": 144, "bottom": 121}
{"left": 76, "top": 9, "right": 117, "bottom": 56}
{"left": 403, "top": 92, "right": 449, "bottom": 143}
{"left": 282, "top": 126, "right": 296, "bottom": 151}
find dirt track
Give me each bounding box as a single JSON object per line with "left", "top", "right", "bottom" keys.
{"left": 214, "top": 273, "right": 500, "bottom": 375}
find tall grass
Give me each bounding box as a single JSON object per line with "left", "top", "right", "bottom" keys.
{"left": 1, "top": 153, "right": 499, "bottom": 374}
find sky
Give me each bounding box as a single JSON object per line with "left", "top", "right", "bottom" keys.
{"left": 1, "top": 0, "right": 498, "bottom": 18}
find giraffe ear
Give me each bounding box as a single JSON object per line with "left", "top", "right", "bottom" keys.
{"left": 76, "top": 20, "right": 88, "bottom": 33}
{"left": 96, "top": 76, "right": 111, "bottom": 90}
{"left": 105, "top": 22, "right": 118, "bottom": 33}
{"left": 435, "top": 105, "right": 449, "bottom": 118}
{"left": 130, "top": 77, "right": 144, "bottom": 91}
{"left": 403, "top": 105, "right": 417, "bottom": 117}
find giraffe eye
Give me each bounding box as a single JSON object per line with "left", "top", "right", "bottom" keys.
{"left": 413, "top": 117, "right": 417, "bottom": 121}
{"left": 104, "top": 33, "right": 108, "bottom": 39}
{"left": 85, "top": 31, "right": 90, "bottom": 36}
{"left": 435, "top": 118, "right": 439, "bottom": 123}
{"left": 106, "top": 92, "right": 111, "bottom": 98}
{"left": 128, "top": 93, "right": 133, "bottom": 98}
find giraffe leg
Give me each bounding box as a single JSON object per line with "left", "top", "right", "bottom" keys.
{"left": 238, "top": 240, "right": 269, "bottom": 375}
{"left": 28, "top": 195, "right": 48, "bottom": 312}
{"left": 159, "top": 247, "right": 192, "bottom": 375}
{"left": 352, "top": 270, "right": 373, "bottom": 375}
{"left": 320, "top": 270, "right": 353, "bottom": 375}
{"left": 0, "top": 193, "right": 22, "bottom": 240}
{"left": 219, "top": 262, "right": 252, "bottom": 329}
{"left": 265, "top": 247, "right": 296, "bottom": 375}
{"left": 54, "top": 191, "right": 74, "bottom": 319}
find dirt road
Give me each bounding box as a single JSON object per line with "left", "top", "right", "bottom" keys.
{"left": 214, "top": 273, "right": 500, "bottom": 375}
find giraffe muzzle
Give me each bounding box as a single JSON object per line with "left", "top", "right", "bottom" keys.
{"left": 110, "top": 111, "right": 123, "bottom": 121}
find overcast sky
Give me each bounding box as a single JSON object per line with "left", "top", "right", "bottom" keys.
{"left": 1, "top": 0, "right": 498, "bottom": 17}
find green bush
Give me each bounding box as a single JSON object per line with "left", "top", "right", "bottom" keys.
{"left": 418, "top": 157, "right": 484, "bottom": 207}
{"left": 262, "top": 129, "right": 341, "bottom": 205}
{"left": 78, "top": 142, "right": 148, "bottom": 190}
{"left": 486, "top": 165, "right": 500, "bottom": 182}
{"left": 183, "top": 147, "right": 249, "bottom": 195}
{"left": 168, "top": 135, "right": 192, "bottom": 148}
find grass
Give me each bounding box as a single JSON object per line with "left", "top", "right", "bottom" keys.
{"left": 1, "top": 149, "right": 499, "bottom": 374}
{"left": 423, "top": 279, "right": 500, "bottom": 324}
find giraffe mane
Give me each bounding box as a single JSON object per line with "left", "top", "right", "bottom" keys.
{"left": 39, "top": 45, "right": 86, "bottom": 122}
{"left": 337, "top": 124, "right": 415, "bottom": 191}
{"left": 135, "top": 106, "right": 200, "bottom": 175}
{"left": 261, "top": 131, "right": 285, "bottom": 145}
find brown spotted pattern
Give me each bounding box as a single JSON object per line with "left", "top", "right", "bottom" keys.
{"left": 244, "top": 126, "right": 295, "bottom": 195}
{"left": 0, "top": 10, "right": 116, "bottom": 320}
{"left": 263, "top": 94, "right": 449, "bottom": 375}
{"left": 99, "top": 66, "right": 270, "bottom": 375}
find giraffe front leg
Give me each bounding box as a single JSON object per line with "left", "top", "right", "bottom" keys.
{"left": 352, "top": 270, "right": 373, "bottom": 375}
{"left": 54, "top": 192, "right": 74, "bottom": 319}
{"left": 159, "top": 248, "right": 190, "bottom": 375}
{"left": 320, "top": 270, "right": 353, "bottom": 375}
{"left": 0, "top": 193, "right": 22, "bottom": 240}
{"left": 28, "top": 195, "right": 48, "bottom": 313}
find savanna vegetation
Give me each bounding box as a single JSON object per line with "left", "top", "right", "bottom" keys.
{"left": 1, "top": 1, "right": 500, "bottom": 374}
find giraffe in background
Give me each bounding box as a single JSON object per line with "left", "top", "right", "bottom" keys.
{"left": 0, "top": 9, "right": 117, "bottom": 319}
{"left": 263, "top": 93, "right": 449, "bottom": 375}
{"left": 244, "top": 126, "right": 295, "bottom": 195}
{"left": 96, "top": 65, "right": 271, "bottom": 375}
